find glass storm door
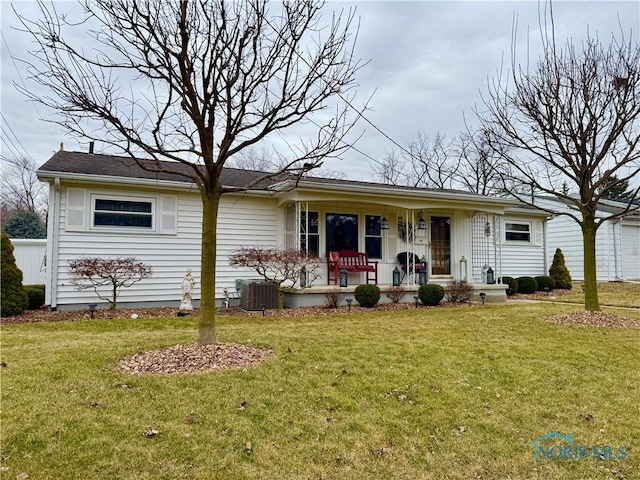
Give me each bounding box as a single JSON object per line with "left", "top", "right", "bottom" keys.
{"left": 430, "top": 216, "right": 451, "bottom": 275}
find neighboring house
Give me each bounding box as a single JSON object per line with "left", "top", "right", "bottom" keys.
{"left": 537, "top": 197, "right": 640, "bottom": 282}
{"left": 37, "top": 150, "right": 550, "bottom": 310}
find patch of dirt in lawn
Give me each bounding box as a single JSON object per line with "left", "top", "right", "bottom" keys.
{"left": 544, "top": 310, "right": 639, "bottom": 328}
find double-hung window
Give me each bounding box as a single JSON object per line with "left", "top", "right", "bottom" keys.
{"left": 93, "top": 197, "right": 154, "bottom": 229}
{"left": 300, "top": 211, "right": 319, "bottom": 256}
{"left": 504, "top": 222, "right": 531, "bottom": 242}
{"left": 365, "top": 215, "right": 382, "bottom": 259}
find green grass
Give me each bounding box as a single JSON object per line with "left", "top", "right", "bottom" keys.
{"left": 545, "top": 282, "right": 640, "bottom": 308}
{"left": 2, "top": 304, "right": 640, "bottom": 479}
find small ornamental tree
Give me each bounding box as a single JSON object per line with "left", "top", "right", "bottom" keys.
{"left": 1, "top": 233, "right": 28, "bottom": 316}
{"left": 549, "top": 248, "right": 573, "bottom": 290}
{"left": 229, "top": 248, "right": 322, "bottom": 307}
{"left": 68, "top": 257, "right": 152, "bottom": 310}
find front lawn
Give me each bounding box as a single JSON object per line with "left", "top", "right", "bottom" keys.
{"left": 2, "top": 303, "right": 639, "bottom": 479}
{"left": 552, "top": 281, "right": 640, "bottom": 308}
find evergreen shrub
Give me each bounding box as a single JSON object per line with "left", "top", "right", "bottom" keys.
{"left": 500, "top": 276, "right": 518, "bottom": 296}
{"left": 549, "top": 248, "right": 573, "bottom": 289}
{"left": 418, "top": 284, "right": 445, "bottom": 306}
{"left": 516, "top": 276, "right": 538, "bottom": 294}
{"left": 354, "top": 284, "right": 381, "bottom": 308}
{"left": 24, "top": 284, "right": 46, "bottom": 310}
{"left": 535, "top": 276, "right": 556, "bottom": 292}
{"left": 1, "top": 233, "right": 28, "bottom": 317}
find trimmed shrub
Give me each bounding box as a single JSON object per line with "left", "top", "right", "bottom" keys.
{"left": 535, "top": 276, "right": 556, "bottom": 292}
{"left": 24, "top": 284, "right": 46, "bottom": 310}
{"left": 549, "top": 248, "right": 573, "bottom": 290}
{"left": 445, "top": 279, "right": 473, "bottom": 303}
{"left": 354, "top": 284, "right": 381, "bottom": 308}
{"left": 499, "top": 276, "right": 518, "bottom": 296}
{"left": 1, "top": 233, "right": 28, "bottom": 317}
{"left": 516, "top": 276, "right": 538, "bottom": 294}
{"left": 418, "top": 284, "right": 445, "bottom": 306}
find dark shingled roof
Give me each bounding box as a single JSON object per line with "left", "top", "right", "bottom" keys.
{"left": 38, "top": 150, "right": 498, "bottom": 199}
{"left": 37, "top": 150, "right": 281, "bottom": 189}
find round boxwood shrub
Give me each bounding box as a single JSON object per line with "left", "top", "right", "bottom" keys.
{"left": 1, "top": 233, "right": 28, "bottom": 317}
{"left": 516, "top": 276, "right": 538, "bottom": 294}
{"left": 499, "top": 276, "right": 518, "bottom": 296}
{"left": 354, "top": 284, "right": 381, "bottom": 308}
{"left": 24, "top": 284, "right": 46, "bottom": 310}
{"left": 534, "top": 276, "right": 556, "bottom": 292}
{"left": 418, "top": 283, "right": 445, "bottom": 306}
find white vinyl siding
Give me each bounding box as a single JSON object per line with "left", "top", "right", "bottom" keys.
{"left": 52, "top": 186, "right": 279, "bottom": 308}
{"left": 499, "top": 217, "right": 546, "bottom": 278}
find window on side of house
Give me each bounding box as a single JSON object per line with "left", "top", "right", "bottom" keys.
{"left": 326, "top": 213, "right": 358, "bottom": 252}
{"left": 365, "top": 215, "right": 382, "bottom": 259}
{"left": 505, "top": 222, "right": 531, "bottom": 242}
{"left": 92, "top": 197, "right": 154, "bottom": 229}
{"left": 300, "top": 211, "right": 319, "bottom": 256}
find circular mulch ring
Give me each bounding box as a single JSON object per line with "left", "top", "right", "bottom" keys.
{"left": 117, "top": 342, "right": 273, "bottom": 375}
{"left": 544, "top": 310, "right": 639, "bottom": 328}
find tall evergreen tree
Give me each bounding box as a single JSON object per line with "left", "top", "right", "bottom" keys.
{"left": 1, "top": 233, "right": 28, "bottom": 317}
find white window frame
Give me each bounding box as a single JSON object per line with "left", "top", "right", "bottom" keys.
{"left": 504, "top": 220, "right": 532, "bottom": 243}
{"left": 90, "top": 194, "right": 156, "bottom": 232}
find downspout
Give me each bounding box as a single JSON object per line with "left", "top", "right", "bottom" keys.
{"left": 613, "top": 219, "right": 624, "bottom": 281}
{"left": 543, "top": 216, "right": 549, "bottom": 276}
{"left": 48, "top": 178, "right": 61, "bottom": 311}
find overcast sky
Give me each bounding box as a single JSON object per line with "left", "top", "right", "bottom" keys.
{"left": 2, "top": 1, "right": 639, "bottom": 182}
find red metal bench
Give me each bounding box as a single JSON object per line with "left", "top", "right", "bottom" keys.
{"left": 327, "top": 249, "right": 378, "bottom": 285}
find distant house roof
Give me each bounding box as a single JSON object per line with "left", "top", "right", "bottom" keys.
{"left": 537, "top": 195, "right": 640, "bottom": 218}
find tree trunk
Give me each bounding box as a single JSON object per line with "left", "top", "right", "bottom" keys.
{"left": 582, "top": 219, "right": 600, "bottom": 312}
{"left": 199, "top": 187, "right": 221, "bottom": 345}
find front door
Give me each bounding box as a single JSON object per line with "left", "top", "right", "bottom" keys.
{"left": 430, "top": 216, "right": 451, "bottom": 275}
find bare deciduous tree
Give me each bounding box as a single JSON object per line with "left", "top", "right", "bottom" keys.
{"left": 477, "top": 12, "right": 640, "bottom": 311}
{"left": 18, "top": 0, "right": 364, "bottom": 344}
{"left": 229, "top": 247, "right": 322, "bottom": 303}
{"left": 68, "top": 257, "right": 152, "bottom": 310}
{"left": 371, "top": 132, "right": 457, "bottom": 188}
{"left": 451, "top": 129, "right": 508, "bottom": 196}
{"left": 1, "top": 156, "right": 48, "bottom": 222}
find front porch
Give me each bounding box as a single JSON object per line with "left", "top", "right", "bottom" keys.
{"left": 282, "top": 281, "right": 508, "bottom": 308}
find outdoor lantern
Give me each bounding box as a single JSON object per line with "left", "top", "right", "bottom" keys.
{"left": 459, "top": 256, "right": 468, "bottom": 282}
{"left": 418, "top": 269, "right": 427, "bottom": 285}
{"left": 397, "top": 216, "right": 404, "bottom": 229}
{"left": 486, "top": 267, "right": 495, "bottom": 284}
{"left": 88, "top": 304, "right": 97, "bottom": 319}
{"left": 346, "top": 298, "right": 353, "bottom": 311}
{"left": 339, "top": 268, "right": 348, "bottom": 287}
{"left": 479, "top": 292, "right": 487, "bottom": 305}
{"left": 417, "top": 217, "right": 427, "bottom": 230}
{"left": 392, "top": 266, "right": 401, "bottom": 286}
{"left": 381, "top": 217, "right": 389, "bottom": 230}
{"left": 484, "top": 221, "right": 491, "bottom": 237}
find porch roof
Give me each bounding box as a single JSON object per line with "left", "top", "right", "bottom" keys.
{"left": 272, "top": 179, "right": 519, "bottom": 214}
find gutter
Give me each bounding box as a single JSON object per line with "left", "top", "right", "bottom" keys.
{"left": 271, "top": 179, "right": 519, "bottom": 207}
{"left": 36, "top": 170, "right": 275, "bottom": 197}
